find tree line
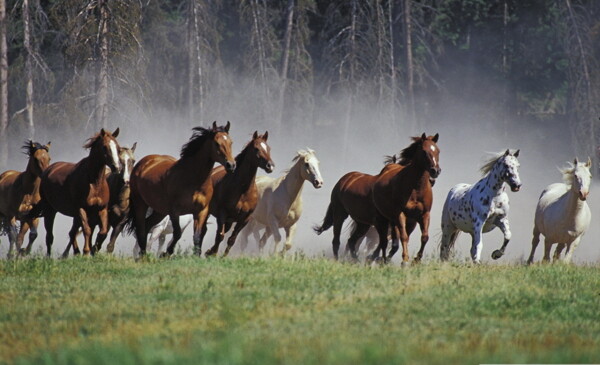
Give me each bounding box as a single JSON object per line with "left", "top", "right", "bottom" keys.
{"left": 0, "top": 0, "right": 598, "bottom": 167}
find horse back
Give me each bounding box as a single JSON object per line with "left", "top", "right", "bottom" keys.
{"left": 0, "top": 170, "right": 21, "bottom": 214}
{"left": 333, "top": 171, "right": 379, "bottom": 224}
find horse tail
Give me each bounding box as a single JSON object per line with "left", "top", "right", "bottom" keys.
{"left": 123, "top": 204, "right": 137, "bottom": 238}
{"left": 313, "top": 195, "right": 336, "bottom": 235}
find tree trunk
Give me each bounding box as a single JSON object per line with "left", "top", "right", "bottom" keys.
{"left": 192, "top": 0, "right": 203, "bottom": 125}
{"left": 389, "top": 0, "right": 397, "bottom": 129}
{"left": 187, "top": 0, "right": 195, "bottom": 124}
{"left": 277, "top": 0, "right": 294, "bottom": 129}
{"left": 342, "top": 0, "right": 357, "bottom": 163}
{"left": 23, "top": 0, "right": 34, "bottom": 139}
{"left": 95, "top": 0, "right": 109, "bottom": 130}
{"left": 0, "top": 0, "right": 7, "bottom": 167}
{"left": 403, "top": 0, "right": 416, "bottom": 131}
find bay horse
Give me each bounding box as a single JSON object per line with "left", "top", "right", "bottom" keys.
{"left": 315, "top": 134, "right": 440, "bottom": 263}
{"left": 528, "top": 158, "right": 591, "bottom": 264}
{"left": 240, "top": 149, "right": 323, "bottom": 255}
{"left": 128, "top": 121, "right": 235, "bottom": 257}
{"left": 0, "top": 140, "right": 51, "bottom": 257}
{"left": 203, "top": 131, "right": 275, "bottom": 257}
{"left": 40, "top": 128, "right": 121, "bottom": 256}
{"left": 132, "top": 214, "right": 194, "bottom": 256}
{"left": 440, "top": 149, "right": 521, "bottom": 264}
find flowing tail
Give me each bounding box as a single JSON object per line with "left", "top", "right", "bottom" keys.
{"left": 313, "top": 201, "right": 335, "bottom": 235}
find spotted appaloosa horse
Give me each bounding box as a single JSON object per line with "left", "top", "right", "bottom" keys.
{"left": 440, "top": 149, "right": 522, "bottom": 263}
{"left": 0, "top": 141, "right": 51, "bottom": 257}
{"left": 528, "top": 158, "right": 591, "bottom": 264}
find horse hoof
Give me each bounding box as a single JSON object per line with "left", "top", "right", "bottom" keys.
{"left": 491, "top": 250, "right": 503, "bottom": 260}
{"left": 401, "top": 261, "right": 409, "bottom": 268}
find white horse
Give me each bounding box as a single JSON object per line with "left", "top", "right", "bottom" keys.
{"left": 133, "top": 214, "right": 193, "bottom": 256}
{"left": 239, "top": 149, "right": 324, "bottom": 254}
{"left": 440, "top": 149, "right": 522, "bottom": 263}
{"left": 528, "top": 158, "right": 591, "bottom": 264}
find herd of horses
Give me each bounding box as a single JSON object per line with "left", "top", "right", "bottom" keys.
{"left": 0, "top": 121, "right": 593, "bottom": 264}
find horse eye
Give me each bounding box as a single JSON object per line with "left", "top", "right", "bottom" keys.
{"left": 305, "top": 162, "right": 309, "bottom": 167}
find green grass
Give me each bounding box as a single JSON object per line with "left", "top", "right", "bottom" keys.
{"left": 1, "top": 255, "right": 599, "bottom": 364}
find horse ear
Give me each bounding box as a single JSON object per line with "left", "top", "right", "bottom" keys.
{"left": 100, "top": 128, "right": 107, "bottom": 136}
{"left": 131, "top": 142, "right": 137, "bottom": 152}
{"left": 225, "top": 121, "right": 231, "bottom": 132}
{"left": 46, "top": 142, "right": 51, "bottom": 150}
{"left": 112, "top": 127, "right": 120, "bottom": 138}
{"left": 504, "top": 149, "right": 510, "bottom": 156}
{"left": 574, "top": 157, "right": 579, "bottom": 165}
{"left": 212, "top": 121, "right": 218, "bottom": 130}
{"left": 263, "top": 131, "right": 269, "bottom": 141}
{"left": 432, "top": 133, "right": 439, "bottom": 142}
{"left": 586, "top": 157, "right": 592, "bottom": 168}
{"left": 29, "top": 140, "right": 35, "bottom": 148}
{"left": 513, "top": 149, "right": 520, "bottom": 157}
{"left": 253, "top": 131, "right": 258, "bottom": 139}
{"left": 421, "top": 132, "right": 427, "bottom": 140}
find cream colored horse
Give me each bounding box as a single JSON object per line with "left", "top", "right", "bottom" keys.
{"left": 239, "top": 149, "right": 323, "bottom": 254}
{"left": 528, "top": 158, "right": 592, "bottom": 264}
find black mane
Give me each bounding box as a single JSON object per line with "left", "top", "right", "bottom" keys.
{"left": 397, "top": 136, "right": 422, "bottom": 165}
{"left": 21, "top": 140, "right": 48, "bottom": 157}
{"left": 180, "top": 125, "right": 228, "bottom": 159}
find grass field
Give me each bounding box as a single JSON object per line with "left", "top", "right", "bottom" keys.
{"left": 1, "top": 255, "right": 599, "bottom": 364}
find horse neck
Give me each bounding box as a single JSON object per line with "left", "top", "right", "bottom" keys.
{"left": 232, "top": 151, "right": 260, "bottom": 192}
{"left": 396, "top": 159, "right": 430, "bottom": 187}
{"left": 281, "top": 161, "right": 305, "bottom": 202}
{"left": 110, "top": 174, "right": 130, "bottom": 210}
{"left": 177, "top": 144, "right": 216, "bottom": 184}
{"left": 474, "top": 165, "right": 506, "bottom": 198}
{"left": 22, "top": 158, "right": 41, "bottom": 188}
{"left": 86, "top": 148, "right": 109, "bottom": 184}
{"left": 564, "top": 183, "right": 587, "bottom": 213}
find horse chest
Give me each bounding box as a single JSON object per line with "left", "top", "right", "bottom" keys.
{"left": 86, "top": 184, "right": 109, "bottom": 207}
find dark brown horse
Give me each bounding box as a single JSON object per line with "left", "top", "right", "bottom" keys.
{"left": 314, "top": 133, "right": 440, "bottom": 263}
{"left": 0, "top": 141, "right": 51, "bottom": 257}
{"left": 40, "top": 128, "right": 121, "bottom": 256}
{"left": 128, "top": 121, "right": 235, "bottom": 257}
{"left": 370, "top": 133, "right": 440, "bottom": 263}
{"left": 203, "top": 131, "right": 274, "bottom": 257}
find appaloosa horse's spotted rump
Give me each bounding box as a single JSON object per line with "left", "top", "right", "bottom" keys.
{"left": 440, "top": 149, "right": 521, "bottom": 263}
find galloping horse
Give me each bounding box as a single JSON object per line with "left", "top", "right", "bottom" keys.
{"left": 0, "top": 141, "right": 51, "bottom": 257}
{"left": 59, "top": 144, "right": 136, "bottom": 257}
{"left": 315, "top": 134, "right": 439, "bottom": 262}
{"left": 528, "top": 158, "right": 591, "bottom": 264}
{"left": 40, "top": 128, "right": 121, "bottom": 256}
{"left": 204, "top": 131, "right": 275, "bottom": 257}
{"left": 128, "top": 121, "right": 235, "bottom": 257}
{"left": 132, "top": 214, "right": 194, "bottom": 256}
{"left": 440, "top": 149, "right": 521, "bottom": 263}
{"left": 240, "top": 149, "right": 323, "bottom": 254}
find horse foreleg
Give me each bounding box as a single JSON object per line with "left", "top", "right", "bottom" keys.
{"left": 390, "top": 214, "right": 408, "bottom": 263}
{"left": 491, "top": 217, "right": 511, "bottom": 260}
{"left": 6, "top": 217, "right": 18, "bottom": 258}
{"left": 469, "top": 224, "right": 484, "bottom": 264}
{"left": 63, "top": 219, "right": 81, "bottom": 258}
{"left": 79, "top": 209, "right": 93, "bottom": 255}
{"left": 238, "top": 219, "right": 254, "bottom": 253}
{"left": 15, "top": 219, "right": 30, "bottom": 255}
{"left": 542, "top": 238, "right": 554, "bottom": 263}
{"left": 23, "top": 218, "right": 39, "bottom": 255}
{"left": 43, "top": 209, "right": 57, "bottom": 257}
{"left": 371, "top": 218, "right": 390, "bottom": 263}
{"left": 190, "top": 209, "right": 209, "bottom": 256}
{"left": 106, "top": 222, "right": 120, "bottom": 254}
{"left": 223, "top": 219, "right": 249, "bottom": 257}
{"left": 162, "top": 214, "right": 182, "bottom": 257}
{"left": 282, "top": 223, "right": 297, "bottom": 254}
{"left": 258, "top": 227, "right": 272, "bottom": 253}
{"left": 92, "top": 208, "right": 110, "bottom": 255}
{"left": 346, "top": 222, "right": 370, "bottom": 261}
{"left": 554, "top": 242, "right": 566, "bottom": 262}
{"left": 563, "top": 237, "right": 581, "bottom": 263}
{"left": 527, "top": 226, "right": 541, "bottom": 265}
{"left": 206, "top": 218, "right": 231, "bottom": 257}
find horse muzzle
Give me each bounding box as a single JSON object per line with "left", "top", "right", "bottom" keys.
{"left": 225, "top": 161, "right": 236, "bottom": 173}
{"left": 510, "top": 184, "right": 521, "bottom": 192}
{"left": 312, "top": 179, "right": 323, "bottom": 189}
{"left": 264, "top": 162, "right": 274, "bottom": 173}
{"left": 429, "top": 167, "right": 441, "bottom": 179}
{"left": 579, "top": 191, "right": 589, "bottom": 201}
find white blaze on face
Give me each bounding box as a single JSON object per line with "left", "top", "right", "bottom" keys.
{"left": 109, "top": 140, "right": 120, "bottom": 171}
{"left": 260, "top": 142, "right": 268, "bottom": 153}
{"left": 430, "top": 145, "right": 436, "bottom": 152}
{"left": 122, "top": 154, "right": 131, "bottom": 182}
{"left": 223, "top": 135, "right": 228, "bottom": 141}
{"left": 308, "top": 156, "right": 323, "bottom": 182}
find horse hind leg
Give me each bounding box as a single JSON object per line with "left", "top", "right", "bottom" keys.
{"left": 223, "top": 220, "right": 250, "bottom": 257}
{"left": 440, "top": 221, "right": 459, "bottom": 262}
{"left": 206, "top": 220, "right": 232, "bottom": 257}
{"left": 23, "top": 218, "right": 39, "bottom": 255}
{"left": 563, "top": 237, "right": 582, "bottom": 263}
{"left": 542, "top": 238, "right": 554, "bottom": 263}
{"left": 527, "top": 226, "right": 541, "bottom": 265}
{"left": 43, "top": 209, "right": 57, "bottom": 257}
{"left": 163, "top": 215, "right": 182, "bottom": 257}
{"left": 331, "top": 211, "right": 348, "bottom": 260}
{"left": 553, "top": 242, "right": 566, "bottom": 262}
{"left": 346, "top": 222, "right": 370, "bottom": 261}
{"left": 6, "top": 218, "right": 18, "bottom": 258}
{"left": 63, "top": 219, "right": 81, "bottom": 258}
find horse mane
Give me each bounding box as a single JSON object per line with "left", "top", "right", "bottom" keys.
{"left": 286, "top": 148, "right": 316, "bottom": 172}
{"left": 479, "top": 152, "right": 505, "bottom": 175}
{"left": 383, "top": 154, "right": 399, "bottom": 165}
{"left": 21, "top": 140, "right": 48, "bottom": 156}
{"left": 559, "top": 163, "right": 576, "bottom": 187}
{"left": 83, "top": 132, "right": 103, "bottom": 149}
{"left": 397, "top": 137, "right": 422, "bottom": 165}
{"left": 180, "top": 125, "right": 227, "bottom": 159}
{"left": 235, "top": 137, "right": 259, "bottom": 163}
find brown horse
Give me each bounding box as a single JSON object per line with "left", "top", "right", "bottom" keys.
{"left": 203, "top": 131, "right": 274, "bottom": 257}
{"left": 60, "top": 143, "right": 137, "bottom": 257}
{"left": 40, "top": 128, "right": 121, "bottom": 256}
{"left": 370, "top": 133, "right": 440, "bottom": 263}
{"left": 0, "top": 141, "right": 51, "bottom": 257}
{"left": 314, "top": 133, "right": 440, "bottom": 263}
{"left": 128, "top": 121, "right": 235, "bottom": 257}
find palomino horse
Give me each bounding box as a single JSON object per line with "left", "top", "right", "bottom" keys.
{"left": 0, "top": 141, "right": 51, "bottom": 257}
{"left": 40, "top": 128, "right": 121, "bottom": 256}
{"left": 315, "top": 134, "right": 440, "bottom": 263}
{"left": 528, "top": 158, "right": 591, "bottom": 264}
{"left": 128, "top": 121, "right": 235, "bottom": 257}
{"left": 440, "top": 149, "right": 521, "bottom": 263}
{"left": 370, "top": 133, "right": 441, "bottom": 264}
{"left": 203, "top": 131, "right": 275, "bottom": 257}
{"left": 240, "top": 149, "right": 323, "bottom": 254}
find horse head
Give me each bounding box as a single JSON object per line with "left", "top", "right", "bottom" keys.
{"left": 119, "top": 142, "right": 137, "bottom": 185}
{"left": 570, "top": 157, "right": 592, "bottom": 201}
{"left": 210, "top": 121, "right": 236, "bottom": 173}
{"left": 23, "top": 140, "right": 51, "bottom": 177}
{"left": 415, "top": 133, "right": 441, "bottom": 178}
{"left": 250, "top": 131, "right": 274, "bottom": 173}
{"left": 501, "top": 149, "right": 522, "bottom": 192}
{"left": 85, "top": 128, "right": 121, "bottom": 173}
{"left": 297, "top": 148, "right": 323, "bottom": 189}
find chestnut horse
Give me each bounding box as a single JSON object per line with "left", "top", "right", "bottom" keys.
{"left": 0, "top": 141, "right": 51, "bottom": 257}
{"left": 128, "top": 121, "right": 235, "bottom": 257}
{"left": 315, "top": 134, "right": 440, "bottom": 263}
{"left": 40, "top": 128, "right": 121, "bottom": 256}
{"left": 370, "top": 134, "right": 441, "bottom": 263}
{"left": 203, "top": 131, "right": 275, "bottom": 257}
